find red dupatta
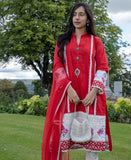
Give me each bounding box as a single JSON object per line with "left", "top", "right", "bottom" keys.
{"left": 41, "top": 44, "right": 71, "bottom": 160}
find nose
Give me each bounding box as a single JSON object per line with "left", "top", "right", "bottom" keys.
{"left": 75, "top": 14, "right": 79, "bottom": 19}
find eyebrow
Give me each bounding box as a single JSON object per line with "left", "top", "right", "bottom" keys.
{"left": 74, "top": 11, "right": 85, "bottom": 13}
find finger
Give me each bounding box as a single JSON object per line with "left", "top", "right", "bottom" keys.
{"left": 76, "top": 99, "right": 80, "bottom": 105}
{"left": 74, "top": 98, "right": 80, "bottom": 104}
{"left": 70, "top": 100, "right": 73, "bottom": 103}
{"left": 82, "top": 100, "right": 91, "bottom": 106}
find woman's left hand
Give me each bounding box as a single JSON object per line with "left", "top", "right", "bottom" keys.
{"left": 82, "top": 88, "right": 99, "bottom": 107}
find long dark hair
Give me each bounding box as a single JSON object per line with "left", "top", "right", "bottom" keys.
{"left": 57, "top": 2, "right": 96, "bottom": 62}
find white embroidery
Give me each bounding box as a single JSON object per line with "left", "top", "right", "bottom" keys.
{"left": 92, "top": 70, "right": 107, "bottom": 94}
{"left": 94, "top": 70, "right": 107, "bottom": 86}
{"left": 88, "top": 35, "right": 94, "bottom": 113}
{"left": 60, "top": 112, "right": 106, "bottom": 142}
{"left": 64, "top": 46, "right": 69, "bottom": 77}
{"left": 67, "top": 96, "right": 70, "bottom": 113}
{"left": 94, "top": 97, "right": 97, "bottom": 115}
{"left": 88, "top": 35, "right": 94, "bottom": 92}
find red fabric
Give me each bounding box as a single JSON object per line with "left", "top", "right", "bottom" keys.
{"left": 41, "top": 44, "right": 71, "bottom": 160}
{"left": 41, "top": 33, "right": 112, "bottom": 160}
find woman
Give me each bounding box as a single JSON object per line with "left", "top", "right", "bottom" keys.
{"left": 42, "top": 2, "right": 112, "bottom": 160}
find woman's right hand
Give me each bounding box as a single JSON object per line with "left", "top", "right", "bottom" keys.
{"left": 67, "top": 84, "right": 80, "bottom": 105}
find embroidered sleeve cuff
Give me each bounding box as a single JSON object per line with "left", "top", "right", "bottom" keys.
{"left": 92, "top": 80, "right": 105, "bottom": 94}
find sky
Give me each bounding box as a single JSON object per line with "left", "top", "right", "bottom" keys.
{"left": 0, "top": 0, "right": 131, "bottom": 79}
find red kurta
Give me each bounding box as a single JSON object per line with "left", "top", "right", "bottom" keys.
{"left": 42, "top": 33, "right": 112, "bottom": 160}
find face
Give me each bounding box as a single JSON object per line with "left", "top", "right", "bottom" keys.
{"left": 72, "top": 6, "right": 88, "bottom": 30}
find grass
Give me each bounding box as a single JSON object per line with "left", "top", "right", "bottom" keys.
{"left": 0, "top": 113, "right": 131, "bottom": 160}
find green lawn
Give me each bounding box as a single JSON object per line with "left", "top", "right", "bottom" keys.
{"left": 0, "top": 113, "right": 130, "bottom": 160}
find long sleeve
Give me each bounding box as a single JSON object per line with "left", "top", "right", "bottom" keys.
{"left": 92, "top": 37, "right": 109, "bottom": 94}
{"left": 53, "top": 43, "right": 71, "bottom": 91}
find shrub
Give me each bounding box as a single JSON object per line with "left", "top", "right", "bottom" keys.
{"left": 115, "top": 97, "right": 131, "bottom": 123}
{"left": 107, "top": 97, "right": 131, "bottom": 123}
{"left": 0, "top": 94, "right": 11, "bottom": 106}
{"left": 16, "top": 95, "right": 49, "bottom": 116}
{"left": 106, "top": 101, "right": 118, "bottom": 122}
{"left": 0, "top": 104, "right": 18, "bottom": 114}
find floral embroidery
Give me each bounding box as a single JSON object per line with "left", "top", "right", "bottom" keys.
{"left": 61, "top": 125, "right": 69, "bottom": 138}
{"left": 102, "top": 77, "right": 105, "bottom": 84}
{"left": 54, "top": 67, "right": 67, "bottom": 83}
{"left": 91, "top": 128, "right": 94, "bottom": 135}
{"left": 97, "top": 126, "right": 105, "bottom": 140}
{"left": 61, "top": 113, "right": 108, "bottom": 151}
{"left": 97, "top": 128, "right": 104, "bottom": 135}
{"left": 92, "top": 80, "right": 104, "bottom": 94}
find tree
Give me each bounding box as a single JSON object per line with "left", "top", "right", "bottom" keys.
{"left": 0, "top": 79, "right": 14, "bottom": 96}
{"left": 0, "top": 0, "right": 67, "bottom": 89}
{"left": 0, "top": 0, "right": 129, "bottom": 90}
{"left": 0, "top": 79, "right": 15, "bottom": 103}
{"left": 87, "top": 0, "right": 129, "bottom": 77}
{"left": 32, "top": 79, "right": 41, "bottom": 95}
{"left": 14, "top": 80, "right": 28, "bottom": 92}
{"left": 14, "top": 80, "right": 29, "bottom": 100}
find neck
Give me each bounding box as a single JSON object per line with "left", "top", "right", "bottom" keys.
{"left": 75, "top": 28, "right": 87, "bottom": 37}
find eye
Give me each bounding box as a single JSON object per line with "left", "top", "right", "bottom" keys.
{"left": 79, "top": 12, "right": 85, "bottom": 16}
{"left": 73, "top": 12, "right": 77, "bottom": 16}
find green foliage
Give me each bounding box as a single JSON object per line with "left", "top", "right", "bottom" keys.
{"left": 14, "top": 80, "right": 29, "bottom": 100}
{"left": 0, "top": 94, "right": 11, "bottom": 106}
{"left": 32, "top": 79, "right": 41, "bottom": 95}
{"left": 0, "top": 104, "right": 18, "bottom": 114}
{"left": 0, "top": 79, "right": 15, "bottom": 103}
{"left": 0, "top": 94, "right": 18, "bottom": 113}
{"left": 106, "top": 101, "right": 118, "bottom": 122}
{"left": 115, "top": 97, "right": 131, "bottom": 123}
{"left": 32, "top": 79, "right": 48, "bottom": 95}
{"left": 0, "top": 0, "right": 67, "bottom": 87}
{"left": 107, "top": 97, "right": 131, "bottom": 123}
{"left": 14, "top": 80, "right": 28, "bottom": 92}
{"left": 16, "top": 95, "right": 49, "bottom": 116}
{"left": 0, "top": 79, "right": 48, "bottom": 115}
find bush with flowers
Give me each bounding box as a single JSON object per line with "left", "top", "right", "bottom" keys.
{"left": 107, "top": 97, "right": 131, "bottom": 123}
{"left": 115, "top": 97, "right": 131, "bottom": 123}
{"left": 16, "top": 94, "right": 49, "bottom": 116}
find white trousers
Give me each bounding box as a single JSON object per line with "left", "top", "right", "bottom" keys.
{"left": 86, "top": 151, "right": 98, "bottom": 160}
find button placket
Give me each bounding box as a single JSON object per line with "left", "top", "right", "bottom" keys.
{"left": 75, "top": 47, "right": 80, "bottom": 77}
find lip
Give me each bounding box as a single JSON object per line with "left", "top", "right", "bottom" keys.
{"left": 74, "top": 22, "right": 80, "bottom": 24}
